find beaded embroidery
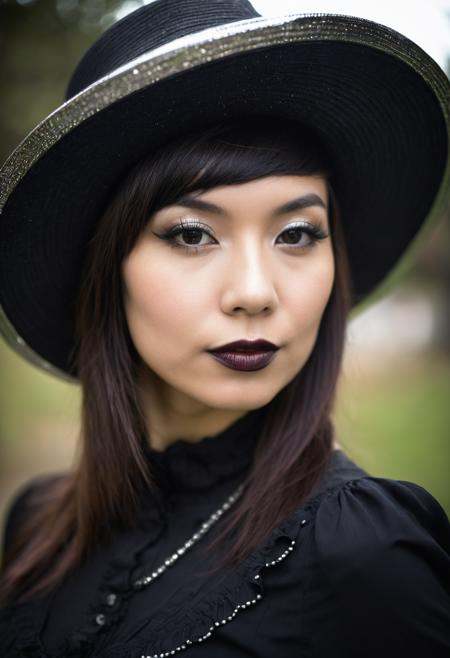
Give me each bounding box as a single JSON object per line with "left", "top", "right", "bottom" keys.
{"left": 86, "top": 476, "right": 310, "bottom": 657}
{"left": 138, "top": 520, "right": 308, "bottom": 658}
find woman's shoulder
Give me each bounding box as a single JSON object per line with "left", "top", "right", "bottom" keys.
{"left": 311, "top": 470, "right": 449, "bottom": 554}
{"left": 289, "top": 469, "right": 450, "bottom": 656}
{"left": 296, "top": 447, "right": 449, "bottom": 570}
{"left": 250, "top": 450, "right": 449, "bottom": 598}
{"left": 303, "top": 449, "right": 449, "bottom": 552}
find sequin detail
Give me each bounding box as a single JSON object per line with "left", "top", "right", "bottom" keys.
{"left": 138, "top": 522, "right": 306, "bottom": 658}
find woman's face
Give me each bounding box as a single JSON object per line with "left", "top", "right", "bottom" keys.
{"left": 122, "top": 174, "right": 334, "bottom": 428}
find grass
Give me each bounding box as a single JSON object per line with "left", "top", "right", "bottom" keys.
{"left": 334, "top": 350, "right": 450, "bottom": 512}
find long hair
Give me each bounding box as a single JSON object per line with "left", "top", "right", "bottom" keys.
{"left": 0, "top": 115, "right": 353, "bottom": 606}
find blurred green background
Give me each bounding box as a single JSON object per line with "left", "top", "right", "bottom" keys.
{"left": 0, "top": 0, "right": 449, "bottom": 532}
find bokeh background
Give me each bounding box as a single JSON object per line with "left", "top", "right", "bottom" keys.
{"left": 0, "top": 0, "right": 449, "bottom": 540}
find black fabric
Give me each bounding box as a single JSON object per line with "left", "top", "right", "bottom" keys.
{"left": 66, "top": 0, "right": 260, "bottom": 99}
{"left": 1, "top": 406, "right": 450, "bottom": 657}
{"left": 0, "top": 5, "right": 448, "bottom": 379}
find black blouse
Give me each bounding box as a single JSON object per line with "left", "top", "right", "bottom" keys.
{"left": 1, "top": 405, "right": 449, "bottom": 658}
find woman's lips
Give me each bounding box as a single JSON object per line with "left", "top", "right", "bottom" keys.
{"left": 207, "top": 350, "right": 277, "bottom": 371}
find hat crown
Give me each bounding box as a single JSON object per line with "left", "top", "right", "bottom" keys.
{"left": 65, "top": 0, "right": 260, "bottom": 100}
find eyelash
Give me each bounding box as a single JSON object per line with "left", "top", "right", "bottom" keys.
{"left": 153, "top": 218, "right": 329, "bottom": 255}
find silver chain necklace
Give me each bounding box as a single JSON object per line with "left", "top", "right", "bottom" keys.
{"left": 94, "top": 479, "right": 301, "bottom": 658}
{"left": 121, "top": 479, "right": 299, "bottom": 658}
{"left": 132, "top": 480, "right": 245, "bottom": 590}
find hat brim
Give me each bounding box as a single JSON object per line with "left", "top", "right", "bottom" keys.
{"left": 0, "top": 13, "right": 448, "bottom": 382}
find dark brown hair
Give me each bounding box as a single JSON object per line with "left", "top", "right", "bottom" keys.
{"left": 0, "top": 115, "right": 353, "bottom": 607}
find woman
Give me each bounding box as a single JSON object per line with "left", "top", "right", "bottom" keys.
{"left": 0, "top": 1, "right": 449, "bottom": 657}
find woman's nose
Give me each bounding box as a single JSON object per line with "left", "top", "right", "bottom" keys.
{"left": 220, "top": 242, "right": 278, "bottom": 315}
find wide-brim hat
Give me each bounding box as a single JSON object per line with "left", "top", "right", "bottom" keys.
{"left": 0, "top": 0, "right": 448, "bottom": 383}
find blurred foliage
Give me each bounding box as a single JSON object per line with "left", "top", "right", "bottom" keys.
{"left": 0, "top": 0, "right": 117, "bottom": 159}
{"left": 335, "top": 350, "right": 450, "bottom": 512}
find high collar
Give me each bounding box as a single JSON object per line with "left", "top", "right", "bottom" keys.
{"left": 141, "top": 404, "right": 271, "bottom": 495}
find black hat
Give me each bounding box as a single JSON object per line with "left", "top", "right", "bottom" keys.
{"left": 0, "top": 0, "right": 448, "bottom": 382}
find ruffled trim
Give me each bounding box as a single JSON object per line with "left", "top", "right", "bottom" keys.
{"left": 137, "top": 522, "right": 303, "bottom": 656}
{"left": 4, "top": 465, "right": 363, "bottom": 658}
{"left": 142, "top": 405, "right": 270, "bottom": 493}
{"left": 106, "top": 482, "right": 348, "bottom": 658}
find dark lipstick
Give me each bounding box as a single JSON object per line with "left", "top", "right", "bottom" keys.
{"left": 207, "top": 339, "right": 279, "bottom": 372}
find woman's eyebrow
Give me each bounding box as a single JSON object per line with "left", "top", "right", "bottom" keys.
{"left": 172, "top": 192, "right": 327, "bottom": 217}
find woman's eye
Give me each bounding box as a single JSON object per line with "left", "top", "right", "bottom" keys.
{"left": 276, "top": 224, "right": 328, "bottom": 249}
{"left": 152, "top": 220, "right": 215, "bottom": 254}
{"left": 153, "top": 219, "right": 328, "bottom": 254}
{"left": 173, "top": 226, "right": 214, "bottom": 248}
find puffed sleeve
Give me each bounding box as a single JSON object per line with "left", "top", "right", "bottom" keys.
{"left": 306, "top": 477, "right": 450, "bottom": 658}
